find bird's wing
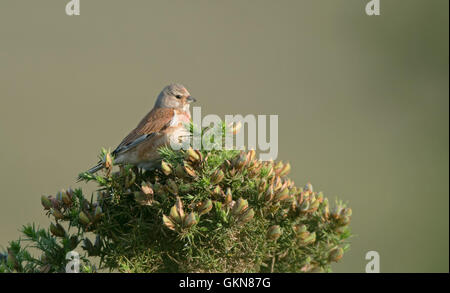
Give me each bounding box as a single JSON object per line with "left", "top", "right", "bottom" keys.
{"left": 112, "top": 107, "right": 176, "bottom": 156}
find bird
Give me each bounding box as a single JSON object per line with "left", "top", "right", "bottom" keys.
{"left": 85, "top": 83, "right": 196, "bottom": 174}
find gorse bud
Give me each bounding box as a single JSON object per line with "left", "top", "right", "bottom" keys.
{"left": 338, "top": 216, "right": 351, "bottom": 226}
{"left": 265, "top": 185, "right": 274, "bottom": 202}
{"left": 163, "top": 215, "right": 176, "bottom": 231}
{"left": 175, "top": 197, "right": 185, "bottom": 219}
{"left": 237, "top": 208, "right": 254, "bottom": 224}
{"left": 329, "top": 247, "right": 344, "bottom": 262}
{"left": 247, "top": 149, "right": 256, "bottom": 163}
{"left": 212, "top": 185, "right": 222, "bottom": 199}
{"left": 7, "top": 248, "right": 19, "bottom": 270}
{"left": 163, "top": 198, "right": 196, "bottom": 230}
{"left": 50, "top": 223, "right": 65, "bottom": 237}
{"left": 301, "top": 232, "right": 316, "bottom": 245}
{"left": 41, "top": 196, "right": 52, "bottom": 210}
{"left": 258, "top": 180, "right": 267, "bottom": 194}
{"left": 300, "top": 200, "right": 310, "bottom": 212}
{"left": 340, "top": 208, "right": 352, "bottom": 218}
{"left": 232, "top": 198, "right": 248, "bottom": 216}
{"left": 316, "top": 191, "right": 324, "bottom": 203}
{"left": 304, "top": 182, "right": 313, "bottom": 193}
{"left": 166, "top": 179, "right": 178, "bottom": 195}
{"left": 279, "top": 162, "right": 291, "bottom": 177}
{"left": 183, "top": 164, "right": 197, "bottom": 177}
{"left": 195, "top": 149, "right": 203, "bottom": 162}
{"left": 104, "top": 152, "right": 113, "bottom": 170}
{"left": 61, "top": 191, "right": 72, "bottom": 206}
{"left": 161, "top": 160, "right": 172, "bottom": 176}
{"left": 141, "top": 182, "right": 154, "bottom": 195}
{"left": 94, "top": 235, "right": 102, "bottom": 251}
{"left": 83, "top": 238, "right": 94, "bottom": 254}
{"left": 51, "top": 208, "right": 64, "bottom": 220}
{"left": 198, "top": 199, "right": 213, "bottom": 216}
{"left": 79, "top": 211, "right": 90, "bottom": 225}
{"left": 225, "top": 188, "right": 233, "bottom": 205}
{"left": 274, "top": 187, "right": 290, "bottom": 202}
{"left": 170, "top": 205, "right": 182, "bottom": 224}
{"left": 331, "top": 205, "right": 344, "bottom": 220}
{"left": 273, "top": 176, "right": 283, "bottom": 192}
{"left": 267, "top": 225, "right": 282, "bottom": 240}
{"left": 68, "top": 235, "right": 78, "bottom": 251}
{"left": 274, "top": 161, "right": 284, "bottom": 174}
{"left": 186, "top": 147, "right": 201, "bottom": 163}
{"left": 265, "top": 164, "right": 274, "bottom": 178}
{"left": 94, "top": 206, "right": 103, "bottom": 221}
{"left": 50, "top": 197, "right": 61, "bottom": 210}
{"left": 183, "top": 212, "right": 198, "bottom": 228}
{"left": 134, "top": 191, "right": 153, "bottom": 206}
{"left": 211, "top": 169, "right": 225, "bottom": 185}
{"left": 234, "top": 152, "right": 248, "bottom": 170}
{"left": 323, "top": 199, "right": 330, "bottom": 219}
{"left": 298, "top": 230, "right": 310, "bottom": 241}
{"left": 309, "top": 199, "right": 321, "bottom": 211}
{"left": 175, "top": 164, "right": 187, "bottom": 178}
{"left": 293, "top": 224, "right": 307, "bottom": 234}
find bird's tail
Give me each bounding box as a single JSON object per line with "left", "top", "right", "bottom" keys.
{"left": 77, "top": 162, "right": 104, "bottom": 182}
{"left": 87, "top": 163, "right": 104, "bottom": 174}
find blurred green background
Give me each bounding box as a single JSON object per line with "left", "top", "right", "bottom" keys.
{"left": 0, "top": 0, "right": 448, "bottom": 272}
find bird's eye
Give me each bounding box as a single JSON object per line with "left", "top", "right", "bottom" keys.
{"left": 175, "top": 95, "right": 182, "bottom": 99}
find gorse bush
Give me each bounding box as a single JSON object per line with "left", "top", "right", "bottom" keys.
{"left": 0, "top": 125, "right": 352, "bottom": 273}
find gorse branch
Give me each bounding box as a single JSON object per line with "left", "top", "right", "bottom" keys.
{"left": 1, "top": 124, "right": 352, "bottom": 273}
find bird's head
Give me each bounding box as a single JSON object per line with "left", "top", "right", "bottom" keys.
{"left": 155, "top": 83, "right": 196, "bottom": 112}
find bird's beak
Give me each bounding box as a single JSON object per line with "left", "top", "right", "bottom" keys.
{"left": 187, "top": 96, "right": 197, "bottom": 103}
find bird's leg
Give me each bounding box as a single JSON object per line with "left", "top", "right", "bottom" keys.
{"left": 132, "top": 166, "right": 140, "bottom": 180}
{"left": 137, "top": 167, "right": 144, "bottom": 178}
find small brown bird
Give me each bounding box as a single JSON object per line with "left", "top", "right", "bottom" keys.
{"left": 86, "top": 83, "right": 196, "bottom": 174}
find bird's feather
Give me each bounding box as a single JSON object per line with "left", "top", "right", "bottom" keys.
{"left": 113, "top": 107, "right": 175, "bottom": 155}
